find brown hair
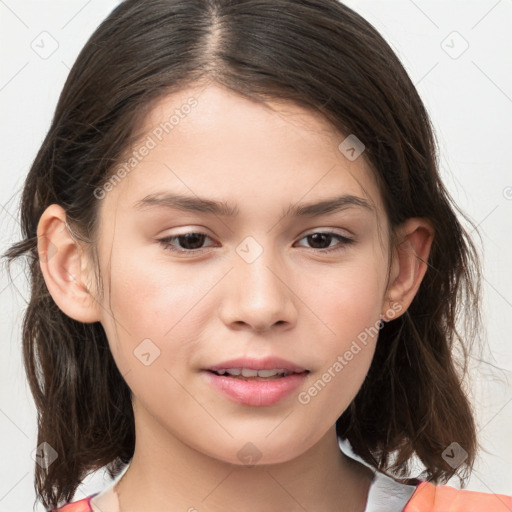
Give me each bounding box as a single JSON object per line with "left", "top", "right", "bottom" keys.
{"left": 4, "top": 0, "right": 482, "bottom": 509}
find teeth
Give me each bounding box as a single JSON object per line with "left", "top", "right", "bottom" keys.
{"left": 214, "top": 368, "right": 289, "bottom": 378}
{"left": 257, "top": 369, "right": 286, "bottom": 377}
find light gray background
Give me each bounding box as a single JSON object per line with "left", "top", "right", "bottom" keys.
{"left": 1, "top": 0, "right": 511, "bottom": 510}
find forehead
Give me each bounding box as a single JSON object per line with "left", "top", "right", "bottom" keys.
{"left": 104, "top": 82, "right": 385, "bottom": 221}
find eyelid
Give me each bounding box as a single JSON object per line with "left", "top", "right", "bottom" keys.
{"left": 300, "top": 226, "right": 354, "bottom": 239}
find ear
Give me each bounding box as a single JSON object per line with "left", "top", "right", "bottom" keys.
{"left": 37, "top": 204, "right": 102, "bottom": 323}
{"left": 381, "top": 218, "right": 434, "bottom": 321}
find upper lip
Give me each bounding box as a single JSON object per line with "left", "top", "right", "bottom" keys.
{"left": 206, "top": 357, "right": 308, "bottom": 373}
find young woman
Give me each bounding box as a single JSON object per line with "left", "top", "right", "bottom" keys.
{"left": 5, "top": 0, "right": 511, "bottom": 510}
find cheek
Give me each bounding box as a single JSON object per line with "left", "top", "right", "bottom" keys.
{"left": 98, "top": 246, "right": 219, "bottom": 374}
{"left": 306, "top": 252, "right": 387, "bottom": 346}
{"left": 294, "top": 255, "right": 386, "bottom": 412}
{"left": 98, "top": 252, "right": 216, "bottom": 425}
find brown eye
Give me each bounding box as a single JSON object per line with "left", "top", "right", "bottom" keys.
{"left": 295, "top": 231, "right": 354, "bottom": 253}
{"left": 158, "top": 232, "right": 215, "bottom": 253}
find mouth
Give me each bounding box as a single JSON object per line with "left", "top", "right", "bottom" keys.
{"left": 206, "top": 356, "right": 308, "bottom": 379}
{"left": 203, "top": 357, "right": 309, "bottom": 406}
{"left": 207, "top": 368, "right": 307, "bottom": 380}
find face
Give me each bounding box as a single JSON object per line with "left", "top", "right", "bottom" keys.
{"left": 91, "top": 82, "right": 393, "bottom": 465}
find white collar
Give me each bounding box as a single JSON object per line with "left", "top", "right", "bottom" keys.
{"left": 338, "top": 437, "right": 417, "bottom": 512}
{"left": 364, "top": 469, "right": 417, "bottom": 511}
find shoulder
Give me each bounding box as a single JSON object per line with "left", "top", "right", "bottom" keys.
{"left": 51, "top": 495, "right": 95, "bottom": 512}
{"left": 404, "top": 481, "right": 512, "bottom": 512}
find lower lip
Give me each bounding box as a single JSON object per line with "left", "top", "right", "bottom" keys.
{"left": 203, "top": 371, "right": 308, "bottom": 406}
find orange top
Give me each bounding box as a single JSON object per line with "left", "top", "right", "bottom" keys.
{"left": 53, "top": 481, "right": 512, "bottom": 511}
{"left": 53, "top": 495, "right": 95, "bottom": 512}
{"left": 403, "top": 481, "right": 512, "bottom": 512}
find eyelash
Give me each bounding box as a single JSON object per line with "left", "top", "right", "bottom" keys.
{"left": 157, "top": 231, "right": 354, "bottom": 255}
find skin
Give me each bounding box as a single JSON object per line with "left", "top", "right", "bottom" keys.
{"left": 37, "top": 82, "right": 433, "bottom": 512}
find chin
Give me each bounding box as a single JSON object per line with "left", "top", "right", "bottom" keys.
{"left": 197, "top": 432, "right": 315, "bottom": 468}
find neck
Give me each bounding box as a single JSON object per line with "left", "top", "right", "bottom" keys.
{"left": 96, "top": 407, "right": 374, "bottom": 512}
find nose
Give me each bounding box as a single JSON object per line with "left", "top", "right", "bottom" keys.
{"left": 218, "top": 243, "right": 298, "bottom": 333}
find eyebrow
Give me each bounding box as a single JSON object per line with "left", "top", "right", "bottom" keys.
{"left": 134, "top": 192, "right": 374, "bottom": 218}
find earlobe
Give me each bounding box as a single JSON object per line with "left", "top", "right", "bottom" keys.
{"left": 382, "top": 218, "right": 434, "bottom": 321}
{"left": 37, "top": 204, "right": 101, "bottom": 323}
